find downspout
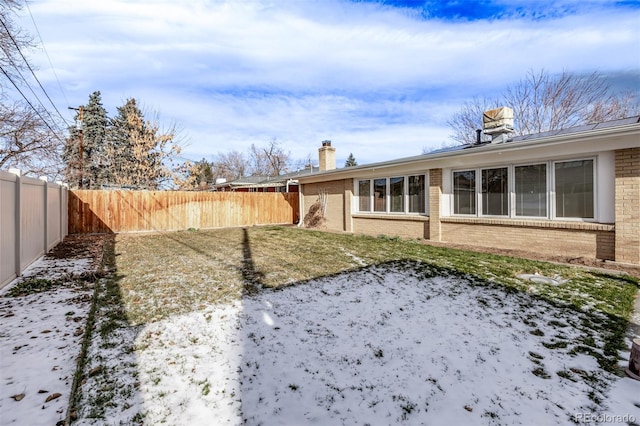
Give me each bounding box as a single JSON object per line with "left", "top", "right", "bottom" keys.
{"left": 297, "top": 182, "right": 304, "bottom": 227}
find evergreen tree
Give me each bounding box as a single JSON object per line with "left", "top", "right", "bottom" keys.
{"left": 187, "top": 158, "right": 214, "bottom": 189}
{"left": 345, "top": 153, "right": 357, "bottom": 167}
{"left": 63, "top": 91, "right": 109, "bottom": 188}
{"left": 62, "top": 124, "right": 82, "bottom": 188}
{"left": 83, "top": 91, "right": 109, "bottom": 187}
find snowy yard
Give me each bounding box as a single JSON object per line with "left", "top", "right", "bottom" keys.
{"left": 1, "top": 227, "right": 639, "bottom": 425}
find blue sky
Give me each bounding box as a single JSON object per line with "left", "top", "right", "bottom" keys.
{"left": 16, "top": 0, "right": 640, "bottom": 169}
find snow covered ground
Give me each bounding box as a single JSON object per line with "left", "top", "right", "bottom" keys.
{"left": 0, "top": 252, "right": 96, "bottom": 426}
{"left": 76, "top": 261, "right": 640, "bottom": 425}
{"left": 2, "top": 247, "right": 639, "bottom": 426}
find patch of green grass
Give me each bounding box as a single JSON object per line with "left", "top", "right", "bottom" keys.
{"left": 5, "top": 277, "right": 60, "bottom": 297}
{"left": 198, "top": 379, "right": 211, "bottom": 395}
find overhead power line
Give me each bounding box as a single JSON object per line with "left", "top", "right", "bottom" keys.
{"left": 0, "top": 63, "right": 66, "bottom": 144}
{"left": 0, "top": 15, "right": 69, "bottom": 128}
{"left": 25, "top": 0, "right": 71, "bottom": 114}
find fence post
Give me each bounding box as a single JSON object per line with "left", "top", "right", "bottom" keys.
{"left": 40, "top": 176, "right": 48, "bottom": 253}
{"left": 57, "top": 182, "right": 63, "bottom": 243}
{"left": 57, "top": 181, "right": 67, "bottom": 239}
{"left": 9, "top": 168, "right": 21, "bottom": 278}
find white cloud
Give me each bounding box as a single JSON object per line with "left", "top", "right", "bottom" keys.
{"left": 18, "top": 0, "right": 640, "bottom": 167}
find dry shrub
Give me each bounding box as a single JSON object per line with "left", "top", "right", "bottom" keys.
{"left": 303, "top": 201, "right": 325, "bottom": 228}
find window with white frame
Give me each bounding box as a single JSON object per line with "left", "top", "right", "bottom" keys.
{"left": 358, "top": 180, "right": 371, "bottom": 212}
{"left": 481, "top": 167, "right": 508, "bottom": 216}
{"left": 408, "top": 175, "right": 426, "bottom": 213}
{"left": 356, "top": 174, "right": 427, "bottom": 214}
{"left": 515, "top": 164, "right": 547, "bottom": 217}
{"left": 390, "top": 177, "right": 404, "bottom": 212}
{"left": 453, "top": 170, "right": 476, "bottom": 215}
{"left": 373, "top": 178, "right": 387, "bottom": 212}
{"left": 451, "top": 158, "right": 595, "bottom": 220}
{"left": 554, "top": 159, "right": 594, "bottom": 219}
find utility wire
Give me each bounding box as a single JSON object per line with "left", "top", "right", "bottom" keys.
{"left": 25, "top": 0, "right": 71, "bottom": 117}
{"left": 0, "top": 41, "right": 62, "bottom": 132}
{"left": 0, "top": 63, "right": 66, "bottom": 144}
{"left": 0, "top": 15, "right": 69, "bottom": 127}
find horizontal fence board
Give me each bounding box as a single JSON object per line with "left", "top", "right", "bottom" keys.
{"left": 69, "top": 190, "right": 300, "bottom": 234}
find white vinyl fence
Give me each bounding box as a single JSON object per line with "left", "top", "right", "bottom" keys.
{"left": 0, "top": 169, "right": 68, "bottom": 288}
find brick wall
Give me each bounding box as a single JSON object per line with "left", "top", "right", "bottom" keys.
{"left": 353, "top": 215, "right": 429, "bottom": 239}
{"left": 615, "top": 147, "right": 640, "bottom": 264}
{"left": 429, "top": 169, "right": 442, "bottom": 241}
{"left": 302, "top": 179, "right": 352, "bottom": 232}
{"left": 441, "top": 218, "right": 615, "bottom": 260}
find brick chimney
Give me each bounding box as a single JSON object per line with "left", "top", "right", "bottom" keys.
{"left": 318, "top": 140, "right": 336, "bottom": 171}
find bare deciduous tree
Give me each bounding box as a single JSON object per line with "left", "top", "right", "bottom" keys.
{"left": 448, "top": 69, "right": 640, "bottom": 145}
{"left": 212, "top": 150, "right": 248, "bottom": 181}
{"left": 0, "top": 0, "right": 32, "bottom": 81}
{"left": 1, "top": 0, "right": 63, "bottom": 178}
{"left": 0, "top": 102, "right": 62, "bottom": 177}
{"left": 249, "top": 139, "right": 290, "bottom": 176}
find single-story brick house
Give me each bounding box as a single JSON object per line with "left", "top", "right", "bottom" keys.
{"left": 297, "top": 111, "right": 640, "bottom": 266}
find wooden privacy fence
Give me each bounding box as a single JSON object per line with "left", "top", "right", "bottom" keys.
{"left": 1, "top": 169, "right": 68, "bottom": 288}
{"left": 69, "top": 190, "right": 300, "bottom": 234}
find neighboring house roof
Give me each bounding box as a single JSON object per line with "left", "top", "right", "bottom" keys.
{"left": 212, "top": 166, "right": 320, "bottom": 190}
{"left": 298, "top": 115, "right": 640, "bottom": 183}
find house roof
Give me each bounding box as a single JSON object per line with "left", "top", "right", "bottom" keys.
{"left": 298, "top": 115, "right": 640, "bottom": 183}
{"left": 212, "top": 166, "right": 320, "bottom": 190}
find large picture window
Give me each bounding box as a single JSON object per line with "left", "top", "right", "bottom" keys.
{"left": 481, "top": 167, "right": 508, "bottom": 216}
{"left": 555, "top": 160, "right": 594, "bottom": 219}
{"left": 373, "top": 178, "right": 387, "bottom": 212}
{"left": 515, "top": 164, "right": 547, "bottom": 217}
{"left": 358, "top": 180, "right": 371, "bottom": 212}
{"left": 390, "top": 177, "right": 404, "bottom": 212}
{"left": 451, "top": 158, "right": 595, "bottom": 221}
{"left": 408, "top": 175, "right": 425, "bottom": 213}
{"left": 453, "top": 170, "right": 476, "bottom": 215}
